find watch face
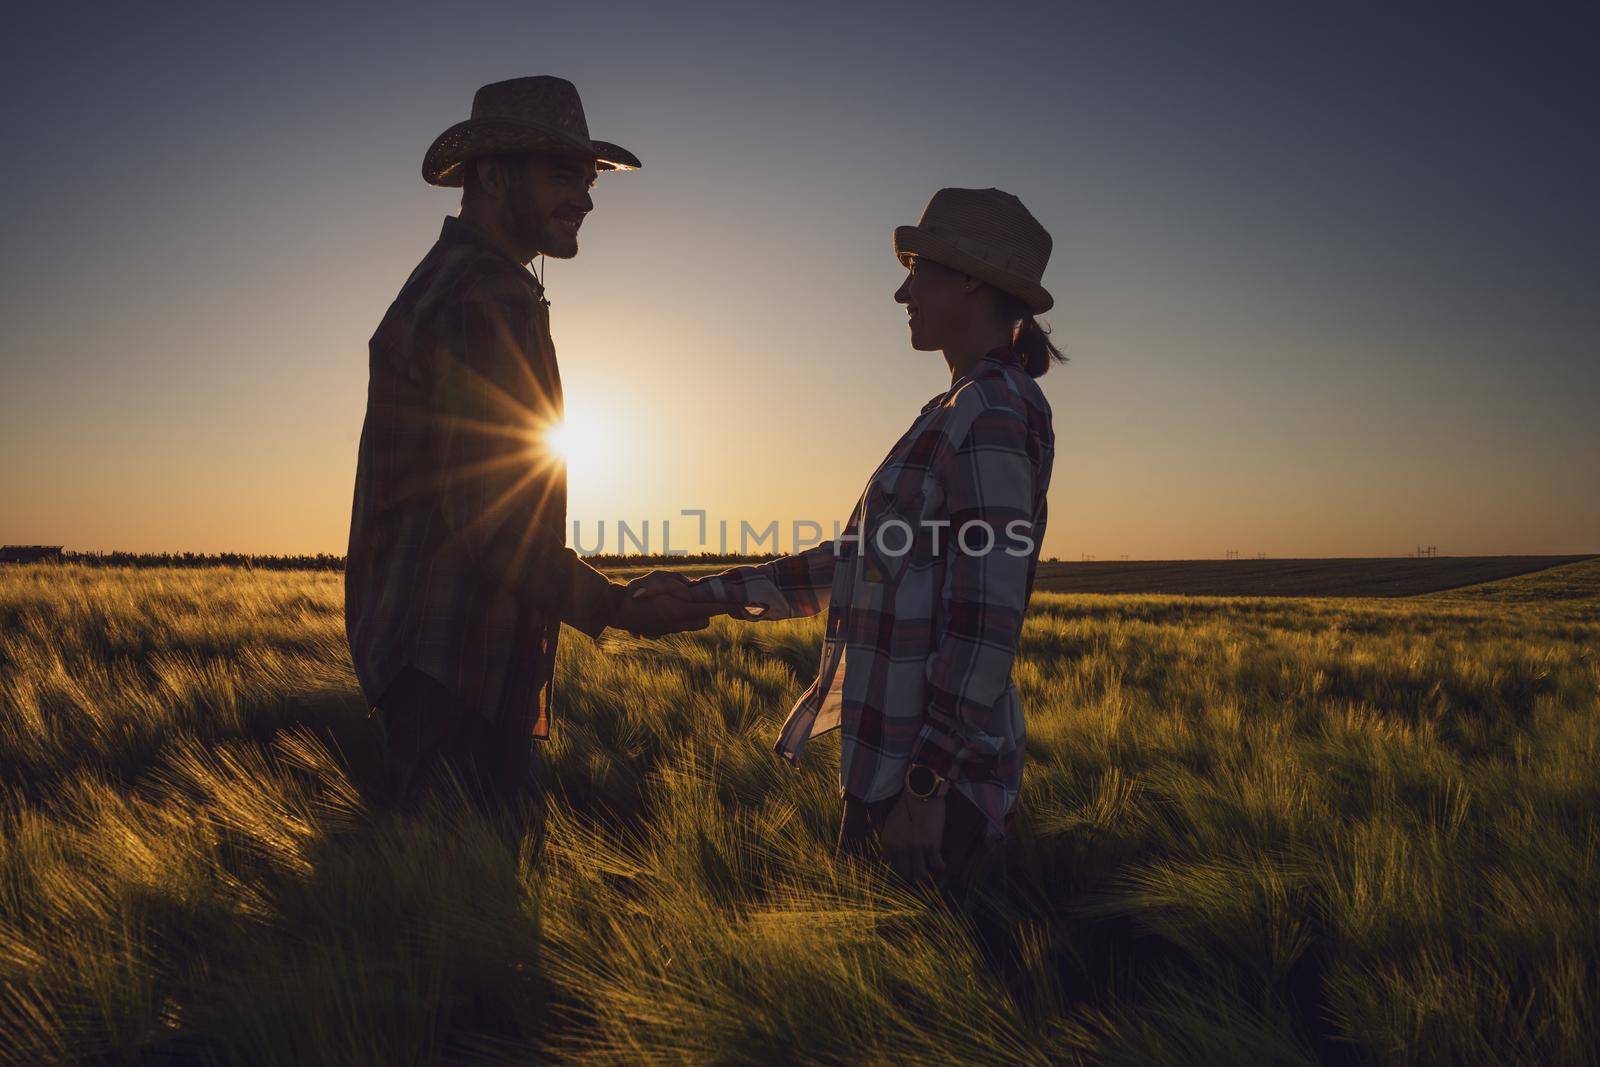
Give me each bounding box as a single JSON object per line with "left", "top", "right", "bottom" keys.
{"left": 907, "top": 765, "right": 936, "bottom": 798}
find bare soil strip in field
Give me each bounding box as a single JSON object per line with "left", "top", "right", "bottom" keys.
{"left": 1029, "top": 554, "right": 1596, "bottom": 598}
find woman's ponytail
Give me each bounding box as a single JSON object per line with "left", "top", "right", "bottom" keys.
{"left": 996, "top": 292, "right": 1066, "bottom": 378}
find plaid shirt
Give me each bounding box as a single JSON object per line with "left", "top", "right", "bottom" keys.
{"left": 346, "top": 216, "right": 623, "bottom": 736}
{"left": 687, "top": 348, "right": 1053, "bottom": 837}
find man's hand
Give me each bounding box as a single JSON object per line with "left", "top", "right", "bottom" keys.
{"left": 613, "top": 578, "right": 715, "bottom": 637}
{"left": 880, "top": 791, "right": 946, "bottom": 882}
{"left": 625, "top": 569, "right": 698, "bottom": 603}
{"left": 612, "top": 594, "right": 713, "bottom": 637}
{"left": 625, "top": 569, "right": 751, "bottom": 618}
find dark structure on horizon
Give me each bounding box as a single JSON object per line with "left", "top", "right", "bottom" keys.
{"left": 0, "top": 545, "right": 64, "bottom": 564}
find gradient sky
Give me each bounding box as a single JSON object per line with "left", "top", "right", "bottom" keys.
{"left": 2, "top": 1, "right": 1596, "bottom": 560}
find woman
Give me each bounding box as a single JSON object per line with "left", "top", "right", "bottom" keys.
{"left": 646, "top": 187, "right": 1059, "bottom": 899}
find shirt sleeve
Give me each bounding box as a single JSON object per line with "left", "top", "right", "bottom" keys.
{"left": 432, "top": 284, "right": 624, "bottom": 638}
{"left": 682, "top": 540, "right": 838, "bottom": 621}
{"left": 911, "top": 401, "right": 1038, "bottom": 778}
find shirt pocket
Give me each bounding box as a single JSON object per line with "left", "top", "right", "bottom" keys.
{"left": 861, "top": 471, "right": 931, "bottom": 585}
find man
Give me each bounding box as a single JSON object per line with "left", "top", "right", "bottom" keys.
{"left": 346, "top": 76, "right": 710, "bottom": 814}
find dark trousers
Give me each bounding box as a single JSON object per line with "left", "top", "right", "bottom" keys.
{"left": 837, "top": 789, "right": 1011, "bottom": 966}
{"left": 371, "top": 667, "right": 545, "bottom": 845}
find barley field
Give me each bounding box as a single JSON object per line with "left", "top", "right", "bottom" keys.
{"left": 1, "top": 559, "right": 1597, "bottom": 1064}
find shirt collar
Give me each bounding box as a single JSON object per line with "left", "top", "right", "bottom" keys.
{"left": 922, "top": 345, "right": 1018, "bottom": 412}
{"left": 966, "top": 348, "right": 1017, "bottom": 374}
{"left": 440, "top": 216, "right": 545, "bottom": 294}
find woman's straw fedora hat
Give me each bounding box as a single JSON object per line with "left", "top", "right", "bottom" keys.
{"left": 423, "top": 76, "right": 640, "bottom": 187}
{"left": 893, "top": 188, "right": 1054, "bottom": 314}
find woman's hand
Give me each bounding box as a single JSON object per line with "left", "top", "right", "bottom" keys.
{"left": 880, "top": 792, "right": 946, "bottom": 882}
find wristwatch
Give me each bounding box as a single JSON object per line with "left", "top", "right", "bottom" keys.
{"left": 905, "top": 764, "right": 949, "bottom": 800}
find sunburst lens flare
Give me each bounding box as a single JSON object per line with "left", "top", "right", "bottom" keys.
{"left": 537, "top": 409, "right": 617, "bottom": 482}
{"left": 542, "top": 423, "right": 570, "bottom": 460}
{"left": 541, "top": 419, "right": 592, "bottom": 462}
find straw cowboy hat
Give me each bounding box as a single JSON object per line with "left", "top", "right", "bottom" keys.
{"left": 893, "top": 187, "right": 1054, "bottom": 314}
{"left": 423, "top": 76, "right": 640, "bottom": 187}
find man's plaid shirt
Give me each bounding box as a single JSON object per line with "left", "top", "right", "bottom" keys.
{"left": 687, "top": 348, "right": 1054, "bottom": 837}
{"left": 346, "top": 217, "right": 623, "bottom": 736}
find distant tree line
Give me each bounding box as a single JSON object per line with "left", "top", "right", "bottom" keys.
{"left": 14, "top": 550, "right": 781, "bottom": 571}
{"left": 585, "top": 551, "right": 781, "bottom": 567}
{"left": 41, "top": 551, "right": 349, "bottom": 571}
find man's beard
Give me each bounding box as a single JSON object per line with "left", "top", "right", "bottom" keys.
{"left": 509, "top": 190, "right": 576, "bottom": 261}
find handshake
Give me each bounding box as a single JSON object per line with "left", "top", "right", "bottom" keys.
{"left": 611, "top": 570, "right": 736, "bottom": 638}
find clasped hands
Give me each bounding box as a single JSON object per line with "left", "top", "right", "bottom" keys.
{"left": 611, "top": 570, "right": 738, "bottom": 637}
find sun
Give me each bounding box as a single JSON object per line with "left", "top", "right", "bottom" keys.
{"left": 541, "top": 408, "right": 615, "bottom": 475}
{"left": 527, "top": 399, "right": 640, "bottom": 513}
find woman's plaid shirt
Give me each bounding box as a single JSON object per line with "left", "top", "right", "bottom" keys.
{"left": 686, "top": 349, "right": 1053, "bottom": 837}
